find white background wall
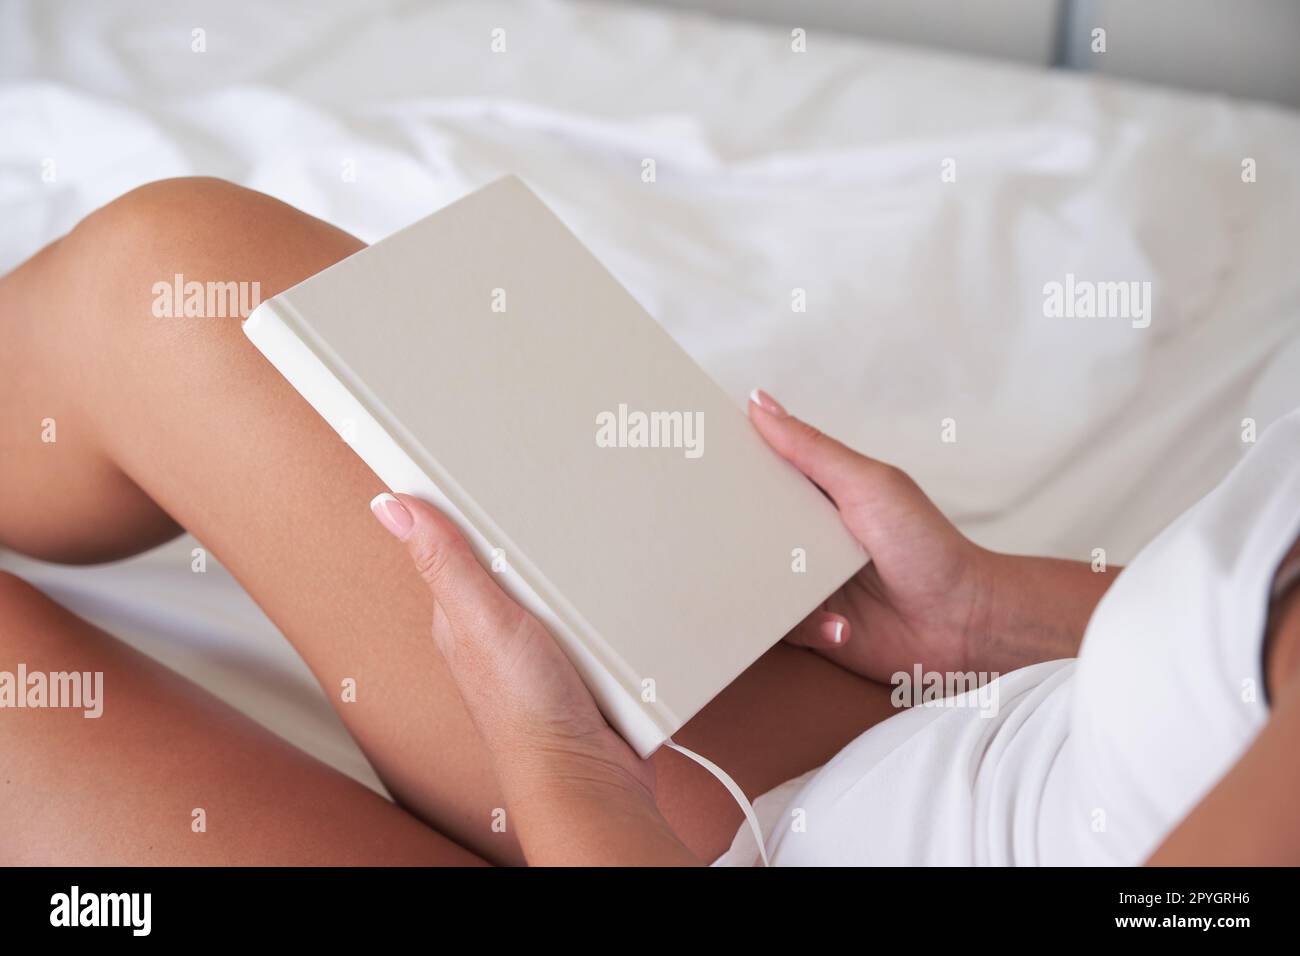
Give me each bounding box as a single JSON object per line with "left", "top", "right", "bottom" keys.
{"left": 1064, "top": 0, "right": 1300, "bottom": 107}
{"left": 629, "top": 0, "right": 1300, "bottom": 108}
{"left": 637, "top": 0, "right": 1060, "bottom": 64}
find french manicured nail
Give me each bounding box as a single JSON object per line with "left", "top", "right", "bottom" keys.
{"left": 370, "top": 492, "right": 413, "bottom": 540}
{"left": 821, "top": 619, "right": 846, "bottom": 645}
{"left": 749, "top": 388, "right": 787, "bottom": 417}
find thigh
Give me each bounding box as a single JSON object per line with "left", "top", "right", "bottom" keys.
{"left": 0, "top": 571, "right": 483, "bottom": 865}
{"left": 0, "top": 178, "right": 897, "bottom": 864}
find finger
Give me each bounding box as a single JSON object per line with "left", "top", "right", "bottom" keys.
{"left": 747, "top": 387, "right": 898, "bottom": 512}
{"left": 784, "top": 608, "right": 851, "bottom": 650}
{"left": 369, "top": 492, "right": 525, "bottom": 641}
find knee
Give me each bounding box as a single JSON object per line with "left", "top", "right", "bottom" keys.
{"left": 65, "top": 177, "right": 362, "bottom": 327}
{"left": 76, "top": 176, "right": 270, "bottom": 260}
{"left": 70, "top": 174, "right": 361, "bottom": 316}
{"left": 81, "top": 176, "right": 271, "bottom": 234}
{"left": 64, "top": 178, "right": 277, "bottom": 328}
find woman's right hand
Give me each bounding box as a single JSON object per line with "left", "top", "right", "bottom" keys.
{"left": 748, "top": 388, "right": 1092, "bottom": 682}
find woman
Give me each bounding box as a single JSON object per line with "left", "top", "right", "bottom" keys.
{"left": 1, "top": 178, "right": 1296, "bottom": 865}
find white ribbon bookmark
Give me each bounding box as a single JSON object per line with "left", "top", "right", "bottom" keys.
{"left": 666, "top": 739, "right": 770, "bottom": 867}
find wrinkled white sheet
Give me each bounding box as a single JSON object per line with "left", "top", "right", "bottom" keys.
{"left": 2, "top": 0, "right": 1299, "bottom": 791}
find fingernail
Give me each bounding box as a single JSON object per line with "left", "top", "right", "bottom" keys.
{"left": 370, "top": 492, "right": 414, "bottom": 540}
{"left": 749, "top": 388, "right": 787, "bottom": 417}
{"left": 821, "top": 619, "right": 846, "bottom": 645}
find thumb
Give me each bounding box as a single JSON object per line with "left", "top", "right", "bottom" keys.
{"left": 747, "top": 388, "right": 897, "bottom": 514}
{"left": 369, "top": 492, "right": 525, "bottom": 641}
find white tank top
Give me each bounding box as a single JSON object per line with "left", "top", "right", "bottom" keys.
{"left": 716, "top": 408, "right": 1300, "bottom": 866}
{"left": 1045, "top": 406, "right": 1300, "bottom": 864}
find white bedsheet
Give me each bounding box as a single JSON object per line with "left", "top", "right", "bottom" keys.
{"left": 3, "top": 0, "right": 1299, "bottom": 792}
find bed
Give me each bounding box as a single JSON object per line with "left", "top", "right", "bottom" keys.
{"left": 3, "top": 0, "right": 1299, "bottom": 793}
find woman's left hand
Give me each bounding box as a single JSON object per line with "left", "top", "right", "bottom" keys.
{"left": 370, "top": 492, "right": 696, "bottom": 865}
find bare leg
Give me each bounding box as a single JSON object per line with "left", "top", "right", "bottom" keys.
{"left": 0, "top": 179, "right": 896, "bottom": 864}
{"left": 0, "top": 572, "right": 483, "bottom": 865}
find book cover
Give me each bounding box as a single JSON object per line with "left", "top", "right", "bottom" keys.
{"left": 244, "top": 176, "right": 867, "bottom": 757}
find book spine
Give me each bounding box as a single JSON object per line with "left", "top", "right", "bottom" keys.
{"left": 242, "top": 298, "right": 674, "bottom": 757}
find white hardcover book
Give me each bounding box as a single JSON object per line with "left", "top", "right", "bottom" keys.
{"left": 244, "top": 176, "right": 867, "bottom": 758}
